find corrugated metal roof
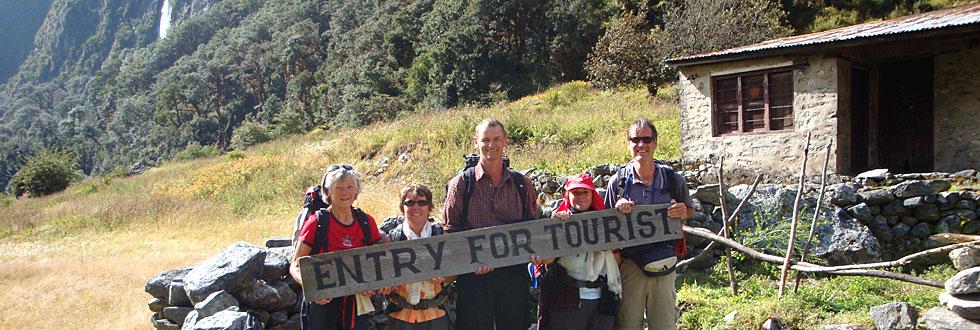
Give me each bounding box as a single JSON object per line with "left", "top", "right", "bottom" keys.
{"left": 668, "top": 2, "right": 980, "bottom": 66}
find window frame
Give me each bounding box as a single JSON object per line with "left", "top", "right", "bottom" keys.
{"left": 710, "top": 67, "right": 795, "bottom": 136}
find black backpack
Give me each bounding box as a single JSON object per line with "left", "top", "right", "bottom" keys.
{"left": 614, "top": 161, "right": 682, "bottom": 203}
{"left": 388, "top": 221, "right": 445, "bottom": 242}
{"left": 447, "top": 154, "right": 530, "bottom": 231}
{"left": 310, "top": 207, "right": 376, "bottom": 254}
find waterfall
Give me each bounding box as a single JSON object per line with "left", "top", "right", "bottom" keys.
{"left": 158, "top": 0, "right": 172, "bottom": 39}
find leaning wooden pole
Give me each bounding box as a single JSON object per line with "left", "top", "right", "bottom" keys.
{"left": 685, "top": 227, "right": 949, "bottom": 288}
{"left": 676, "top": 174, "right": 763, "bottom": 269}
{"left": 794, "top": 140, "right": 833, "bottom": 293}
{"left": 716, "top": 157, "right": 738, "bottom": 295}
{"left": 778, "top": 132, "right": 811, "bottom": 298}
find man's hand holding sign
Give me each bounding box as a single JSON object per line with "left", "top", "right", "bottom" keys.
{"left": 298, "top": 204, "right": 681, "bottom": 301}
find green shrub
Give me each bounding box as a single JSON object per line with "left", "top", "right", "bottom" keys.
{"left": 0, "top": 194, "right": 11, "bottom": 207}
{"left": 231, "top": 121, "right": 272, "bottom": 150}
{"left": 7, "top": 148, "right": 82, "bottom": 197}
{"left": 172, "top": 142, "right": 221, "bottom": 161}
{"left": 226, "top": 150, "right": 246, "bottom": 160}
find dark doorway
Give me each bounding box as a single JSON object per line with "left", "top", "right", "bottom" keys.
{"left": 878, "top": 57, "right": 934, "bottom": 173}
{"left": 850, "top": 67, "right": 870, "bottom": 174}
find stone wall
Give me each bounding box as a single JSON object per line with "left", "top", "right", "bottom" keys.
{"left": 934, "top": 43, "right": 980, "bottom": 172}
{"left": 677, "top": 55, "right": 840, "bottom": 180}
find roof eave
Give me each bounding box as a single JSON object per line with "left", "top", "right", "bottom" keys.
{"left": 666, "top": 23, "right": 980, "bottom": 68}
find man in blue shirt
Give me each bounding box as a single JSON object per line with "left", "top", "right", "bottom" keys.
{"left": 604, "top": 118, "right": 693, "bottom": 330}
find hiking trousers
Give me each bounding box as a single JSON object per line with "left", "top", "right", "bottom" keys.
{"left": 453, "top": 265, "right": 530, "bottom": 330}
{"left": 615, "top": 259, "right": 678, "bottom": 330}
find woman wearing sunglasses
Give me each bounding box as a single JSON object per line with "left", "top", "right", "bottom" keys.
{"left": 383, "top": 183, "right": 454, "bottom": 330}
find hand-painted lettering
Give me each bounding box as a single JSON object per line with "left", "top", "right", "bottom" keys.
{"left": 602, "top": 215, "right": 625, "bottom": 243}
{"left": 565, "top": 220, "right": 582, "bottom": 248}
{"left": 466, "top": 235, "right": 486, "bottom": 263}
{"left": 636, "top": 210, "right": 656, "bottom": 238}
{"left": 424, "top": 241, "right": 446, "bottom": 271}
{"left": 391, "top": 248, "right": 420, "bottom": 277}
{"left": 509, "top": 229, "right": 535, "bottom": 256}
{"left": 334, "top": 255, "right": 364, "bottom": 286}
{"left": 582, "top": 218, "right": 599, "bottom": 245}
{"left": 544, "top": 223, "right": 563, "bottom": 250}
{"left": 313, "top": 261, "right": 336, "bottom": 290}
{"left": 489, "top": 232, "right": 510, "bottom": 258}
{"left": 364, "top": 251, "right": 387, "bottom": 281}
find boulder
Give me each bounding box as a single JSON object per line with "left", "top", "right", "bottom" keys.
{"left": 941, "top": 292, "right": 980, "bottom": 320}
{"left": 869, "top": 302, "right": 917, "bottom": 330}
{"left": 903, "top": 197, "right": 926, "bottom": 208}
{"left": 194, "top": 291, "right": 240, "bottom": 319}
{"left": 149, "top": 298, "right": 167, "bottom": 313}
{"left": 926, "top": 179, "right": 953, "bottom": 194}
{"left": 826, "top": 183, "right": 862, "bottom": 207}
{"left": 882, "top": 201, "right": 910, "bottom": 216}
{"left": 935, "top": 215, "right": 963, "bottom": 234}
{"left": 190, "top": 310, "right": 252, "bottom": 330}
{"left": 859, "top": 189, "right": 896, "bottom": 206}
{"left": 918, "top": 306, "right": 980, "bottom": 330}
{"left": 235, "top": 280, "right": 296, "bottom": 312}
{"left": 262, "top": 247, "right": 292, "bottom": 281}
{"left": 914, "top": 204, "right": 942, "bottom": 221}
{"left": 947, "top": 267, "right": 980, "bottom": 295}
{"left": 269, "top": 313, "right": 300, "bottom": 330}
{"left": 847, "top": 203, "right": 873, "bottom": 223}
{"left": 891, "top": 223, "right": 910, "bottom": 239}
{"left": 146, "top": 267, "right": 191, "bottom": 301}
{"left": 181, "top": 311, "right": 199, "bottom": 330}
{"left": 943, "top": 210, "right": 978, "bottom": 222}
{"left": 812, "top": 207, "right": 882, "bottom": 265}
{"left": 857, "top": 169, "right": 890, "bottom": 180}
{"left": 693, "top": 184, "right": 734, "bottom": 206}
{"left": 268, "top": 310, "right": 288, "bottom": 326}
{"left": 820, "top": 325, "right": 868, "bottom": 330}
{"left": 964, "top": 221, "right": 980, "bottom": 235}
{"left": 183, "top": 242, "right": 266, "bottom": 304}
{"left": 952, "top": 247, "right": 980, "bottom": 270}
{"left": 762, "top": 317, "right": 783, "bottom": 330}
{"left": 893, "top": 181, "right": 933, "bottom": 198}
{"left": 154, "top": 319, "right": 180, "bottom": 330}
{"left": 958, "top": 201, "right": 979, "bottom": 211}
{"left": 265, "top": 237, "right": 292, "bottom": 248}
{"left": 163, "top": 306, "right": 193, "bottom": 325}
{"left": 169, "top": 280, "right": 192, "bottom": 307}
{"left": 908, "top": 223, "right": 931, "bottom": 239}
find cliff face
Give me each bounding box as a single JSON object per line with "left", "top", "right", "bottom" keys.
{"left": 6, "top": 0, "right": 221, "bottom": 85}
{"left": 0, "top": 0, "right": 52, "bottom": 83}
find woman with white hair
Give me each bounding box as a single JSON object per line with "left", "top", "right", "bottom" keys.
{"left": 290, "top": 164, "right": 383, "bottom": 330}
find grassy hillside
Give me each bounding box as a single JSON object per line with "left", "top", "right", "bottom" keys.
{"left": 0, "top": 82, "right": 946, "bottom": 329}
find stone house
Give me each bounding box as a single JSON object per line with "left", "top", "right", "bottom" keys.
{"left": 666, "top": 4, "right": 980, "bottom": 179}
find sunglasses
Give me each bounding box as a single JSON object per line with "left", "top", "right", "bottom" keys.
{"left": 402, "top": 200, "right": 430, "bottom": 207}
{"left": 629, "top": 136, "right": 655, "bottom": 144}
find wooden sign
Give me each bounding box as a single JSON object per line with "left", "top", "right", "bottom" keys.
{"left": 299, "top": 204, "right": 680, "bottom": 300}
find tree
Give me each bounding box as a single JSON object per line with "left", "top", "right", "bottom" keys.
{"left": 586, "top": 12, "right": 672, "bottom": 92}
{"left": 664, "top": 0, "right": 793, "bottom": 57}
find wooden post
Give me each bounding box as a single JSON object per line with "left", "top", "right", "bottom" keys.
{"left": 778, "top": 132, "right": 811, "bottom": 298}
{"left": 716, "top": 157, "right": 738, "bottom": 295}
{"left": 794, "top": 140, "right": 832, "bottom": 293}
{"left": 676, "top": 174, "right": 763, "bottom": 269}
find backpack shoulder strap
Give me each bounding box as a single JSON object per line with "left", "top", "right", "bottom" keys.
{"left": 509, "top": 169, "right": 529, "bottom": 220}
{"left": 311, "top": 208, "right": 330, "bottom": 255}
{"left": 661, "top": 167, "right": 681, "bottom": 202}
{"left": 459, "top": 167, "right": 477, "bottom": 230}
{"left": 352, "top": 207, "right": 375, "bottom": 246}
{"left": 616, "top": 166, "right": 630, "bottom": 200}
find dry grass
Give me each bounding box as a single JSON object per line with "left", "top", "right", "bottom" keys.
{"left": 0, "top": 83, "right": 672, "bottom": 329}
